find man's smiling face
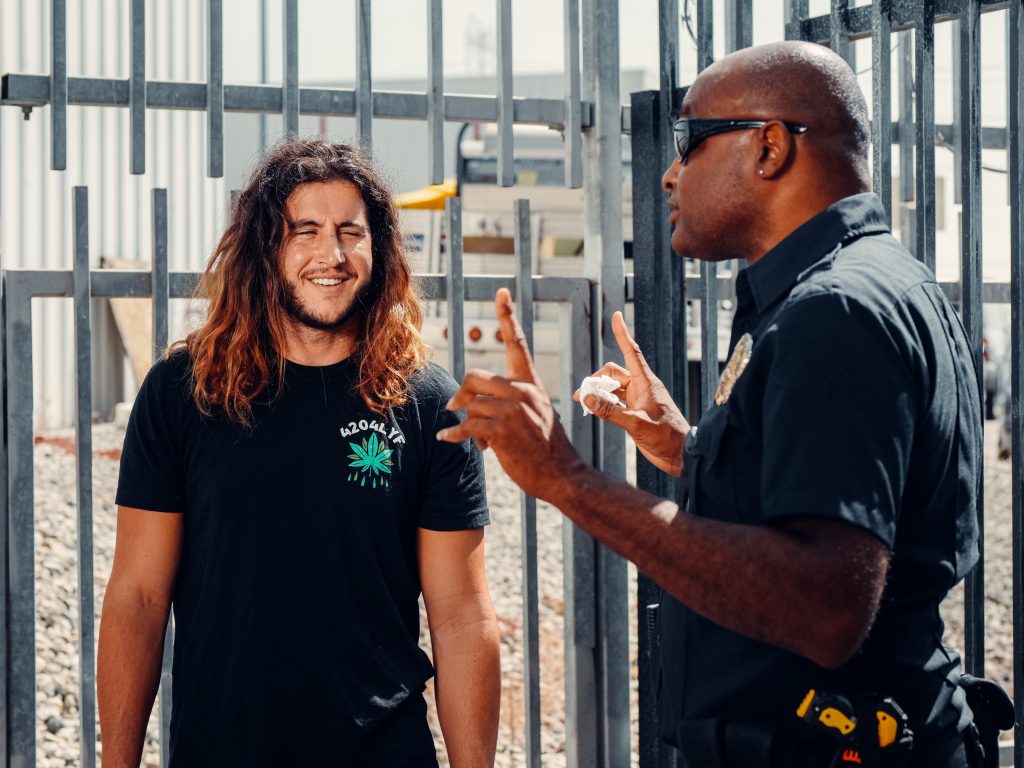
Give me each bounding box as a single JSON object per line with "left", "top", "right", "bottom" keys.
{"left": 278, "top": 179, "right": 374, "bottom": 334}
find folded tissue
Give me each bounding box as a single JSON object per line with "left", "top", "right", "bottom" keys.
{"left": 578, "top": 375, "right": 623, "bottom": 416}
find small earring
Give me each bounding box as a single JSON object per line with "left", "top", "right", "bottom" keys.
{"left": 758, "top": 168, "right": 765, "bottom": 176}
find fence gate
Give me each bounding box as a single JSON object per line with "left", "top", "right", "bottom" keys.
{"left": 1, "top": 0, "right": 1023, "bottom": 767}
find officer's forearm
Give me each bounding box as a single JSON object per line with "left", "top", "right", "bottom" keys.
{"left": 551, "top": 465, "right": 886, "bottom": 669}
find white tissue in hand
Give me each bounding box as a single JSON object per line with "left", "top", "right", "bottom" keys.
{"left": 579, "top": 375, "right": 622, "bottom": 415}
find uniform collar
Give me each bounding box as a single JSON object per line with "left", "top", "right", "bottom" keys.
{"left": 739, "top": 193, "right": 890, "bottom": 314}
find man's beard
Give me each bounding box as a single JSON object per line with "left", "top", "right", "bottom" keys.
{"left": 281, "top": 277, "right": 372, "bottom": 332}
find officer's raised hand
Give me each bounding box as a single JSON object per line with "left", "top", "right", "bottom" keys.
{"left": 573, "top": 311, "right": 690, "bottom": 476}
{"left": 437, "top": 288, "right": 586, "bottom": 502}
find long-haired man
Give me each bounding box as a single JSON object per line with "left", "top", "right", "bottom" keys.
{"left": 98, "top": 138, "right": 501, "bottom": 768}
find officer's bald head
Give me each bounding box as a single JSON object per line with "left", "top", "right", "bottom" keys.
{"left": 662, "top": 42, "right": 872, "bottom": 264}
{"left": 683, "top": 41, "right": 870, "bottom": 179}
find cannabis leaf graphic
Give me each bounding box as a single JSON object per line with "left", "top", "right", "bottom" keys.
{"left": 346, "top": 432, "right": 394, "bottom": 488}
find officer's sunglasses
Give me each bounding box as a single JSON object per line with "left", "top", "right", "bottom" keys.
{"left": 672, "top": 118, "right": 808, "bottom": 164}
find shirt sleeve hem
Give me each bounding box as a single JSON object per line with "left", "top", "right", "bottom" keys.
{"left": 763, "top": 494, "right": 895, "bottom": 549}
{"left": 114, "top": 490, "right": 185, "bottom": 514}
{"left": 417, "top": 509, "right": 490, "bottom": 532}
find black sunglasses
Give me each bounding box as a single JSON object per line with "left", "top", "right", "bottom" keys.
{"left": 671, "top": 118, "right": 808, "bottom": 164}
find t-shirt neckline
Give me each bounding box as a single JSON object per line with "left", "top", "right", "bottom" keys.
{"left": 284, "top": 356, "right": 356, "bottom": 382}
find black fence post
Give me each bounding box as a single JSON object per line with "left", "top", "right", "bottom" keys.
{"left": 630, "top": 87, "right": 685, "bottom": 768}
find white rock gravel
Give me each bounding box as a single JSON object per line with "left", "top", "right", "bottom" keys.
{"left": 29, "top": 423, "right": 1015, "bottom": 767}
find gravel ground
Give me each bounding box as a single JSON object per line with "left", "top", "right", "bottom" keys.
{"left": 30, "top": 422, "right": 1016, "bottom": 767}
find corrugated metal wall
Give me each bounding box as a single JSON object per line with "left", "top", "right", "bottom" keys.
{"left": 0, "top": 0, "right": 226, "bottom": 428}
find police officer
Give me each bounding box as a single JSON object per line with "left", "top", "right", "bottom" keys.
{"left": 437, "top": 41, "right": 996, "bottom": 767}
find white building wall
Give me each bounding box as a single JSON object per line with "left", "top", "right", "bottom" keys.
{"left": 0, "top": 0, "right": 227, "bottom": 429}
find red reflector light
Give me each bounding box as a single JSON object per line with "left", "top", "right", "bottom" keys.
{"left": 469, "top": 327, "right": 483, "bottom": 342}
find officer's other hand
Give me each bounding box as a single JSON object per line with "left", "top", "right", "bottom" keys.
{"left": 572, "top": 311, "right": 690, "bottom": 477}
{"left": 438, "top": 288, "right": 586, "bottom": 502}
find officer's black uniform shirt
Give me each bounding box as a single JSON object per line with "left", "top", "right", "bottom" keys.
{"left": 657, "top": 193, "right": 981, "bottom": 748}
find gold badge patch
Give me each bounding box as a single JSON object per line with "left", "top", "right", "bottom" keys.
{"left": 714, "top": 333, "right": 753, "bottom": 406}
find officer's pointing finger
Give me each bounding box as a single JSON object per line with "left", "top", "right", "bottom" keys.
{"left": 611, "top": 311, "right": 653, "bottom": 378}
{"left": 495, "top": 288, "right": 541, "bottom": 386}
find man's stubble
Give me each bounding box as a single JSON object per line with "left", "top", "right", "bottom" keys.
{"left": 280, "top": 274, "right": 373, "bottom": 333}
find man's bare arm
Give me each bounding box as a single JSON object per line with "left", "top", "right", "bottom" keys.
{"left": 552, "top": 465, "right": 889, "bottom": 668}
{"left": 98, "top": 507, "right": 183, "bottom": 768}
{"left": 419, "top": 528, "right": 501, "bottom": 768}
{"left": 438, "top": 288, "right": 890, "bottom": 669}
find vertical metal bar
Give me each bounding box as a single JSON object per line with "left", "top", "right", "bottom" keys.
{"left": 51, "top": 0, "right": 67, "bottom": 170}
{"left": 724, "top": 0, "right": 753, "bottom": 52}
{"left": 207, "top": 0, "right": 224, "bottom": 177}
{"left": 1009, "top": 9, "right": 1015, "bottom": 208}
{"left": 699, "top": 264, "right": 718, "bottom": 415}
{"left": 564, "top": 0, "right": 583, "bottom": 188}
{"left": 898, "top": 32, "right": 914, "bottom": 204}
{"left": 0, "top": 277, "right": 7, "bottom": 767}
{"left": 514, "top": 200, "right": 541, "bottom": 767}
{"left": 871, "top": 0, "right": 893, "bottom": 224}
{"left": 282, "top": 0, "right": 299, "bottom": 137}
{"left": 660, "top": 2, "right": 687, "bottom": 437}
{"left": 659, "top": 0, "right": 679, "bottom": 168}
{"left": 831, "top": 0, "right": 854, "bottom": 67}
{"left": 1007, "top": 2, "right": 1024, "bottom": 764}
{"left": 697, "top": 0, "right": 714, "bottom": 70}
{"left": 785, "top": 0, "right": 809, "bottom": 41}
{"left": 952, "top": 22, "right": 963, "bottom": 205}
{"left": 72, "top": 188, "right": 97, "bottom": 768}
{"left": 631, "top": 88, "right": 680, "bottom": 768}
{"left": 496, "top": 0, "right": 514, "bottom": 187}
{"left": 444, "top": 198, "right": 465, "bottom": 382}
{"left": 152, "top": 190, "right": 169, "bottom": 363}
{"left": 913, "top": 2, "right": 936, "bottom": 272}
{"left": 897, "top": 31, "right": 915, "bottom": 248}
{"left": 355, "top": 0, "right": 372, "bottom": 148}
{"left": 581, "top": 0, "right": 629, "bottom": 763}
{"left": 129, "top": 0, "right": 146, "bottom": 175}
{"left": 696, "top": 0, "right": 718, "bottom": 418}
{"left": 159, "top": 622, "right": 173, "bottom": 768}
{"left": 427, "top": 0, "right": 444, "bottom": 184}
{"left": 561, "top": 283, "right": 597, "bottom": 768}
{"left": 6, "top": 281, "right": 35, "bottom": 768}
{"left": 259, "top": 0, "right": 270, "bottom": 152}
{"left": 958, "top": 0, "right": 984, "bottom": 678}
{"left": 150, "top": 189, "right": 172, "bottom": 764}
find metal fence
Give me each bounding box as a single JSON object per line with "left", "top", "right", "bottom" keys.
{"left": 632, "top": 1, "right": 1023, "bottom": 766}
{"left": 0, "top": 0, "right": 1021, "bottom": 767}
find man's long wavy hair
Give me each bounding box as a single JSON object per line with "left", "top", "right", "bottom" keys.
{"left": 178, "top": 138, "right": 427, "bottom": 425}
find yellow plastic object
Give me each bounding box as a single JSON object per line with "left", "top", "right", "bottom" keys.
{"left": 394, "top": 178, "right": 458, "bottom": 210}
{"left": 820, "top": 707, "right": 857, "bottom": 735}
{"left": 876, "top": 710, "right": 898, "bottom": 747}
{"left": 796, "top": 689, "right": 816, "bottom": 718}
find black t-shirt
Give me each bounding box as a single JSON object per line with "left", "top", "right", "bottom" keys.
{"left": 658, "top": 194, "right": 981, "bottom": 752}
{"left": 115, "top": 352, "right": 489, "bottom": 767}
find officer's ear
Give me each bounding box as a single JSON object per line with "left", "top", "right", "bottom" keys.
{"left": 755, "top": 121, "right": 795, "bottom": 180}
